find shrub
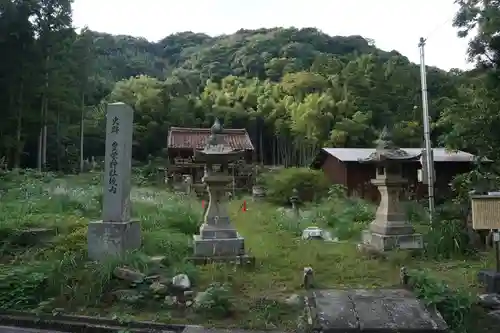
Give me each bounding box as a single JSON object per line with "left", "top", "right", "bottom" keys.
{"left": 409, "top": 270, "right": 473, "bottom": 333}
{"left": 313, "top": 196, "right": 374, "bottom": 240}
{"left": 424, "top": 202, "right": 474, "bottom": 259}
{"left": 194, "top": 282, "right": 233, "bottom": 318}
{"left": 262, "top": 167, "right": 329, "bottom": 204}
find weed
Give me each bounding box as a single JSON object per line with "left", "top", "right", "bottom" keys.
{"left": 409, "top": 269, "right": 473, "bottom": 333}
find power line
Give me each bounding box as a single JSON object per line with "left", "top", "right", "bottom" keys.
{"left": 422, "top": 14, "right": 456, "bottom": 42}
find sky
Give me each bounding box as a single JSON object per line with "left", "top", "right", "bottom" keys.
{"left": 72, "top": 0, "right": 473, "bottom": 71}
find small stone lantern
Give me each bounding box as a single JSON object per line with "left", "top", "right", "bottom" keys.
{"left": 290, "top": 188, "right": 300, "bottom": 217}
{"left": 359, "top": 126, "right": 423, "bottom": 252}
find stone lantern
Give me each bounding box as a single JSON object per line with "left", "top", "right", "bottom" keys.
{"left": 359, "top": 127, "right": 423, "bottom": 252}
{"left": 191, "top": 119, "right": 253, "bottom": 264}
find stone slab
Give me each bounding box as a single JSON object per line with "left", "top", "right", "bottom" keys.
{"left": 199, "top": 224, "right": 238, "bottom": 239}
{"left": 102, "top": 102, "right": 134, "bottom": 223}
{"left": 307, "top": 289, "right": 448, "bottom": 332}
{"left": 186, "top": 254, "right": 255, "bottom": 266}
{"left": 478, "top": 270, "right": 500, "bottom": 293}
{"left": 87, "top": 220, "right": 141, "bottom": 261}
{"left": 182, "top": 327, "right": 284, "bottom": 333}
{"left": 0, "top": 326, "right": 66, "bottom": 333}
{"left": 362, "top": 230, "right": 423, "bottom": 251}
{"left": 193, "top": 235, "right": 245, "bottom": 256}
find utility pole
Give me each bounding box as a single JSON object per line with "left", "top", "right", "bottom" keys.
{"left": 418, "top": 37, "right": 435, "bottom": 222}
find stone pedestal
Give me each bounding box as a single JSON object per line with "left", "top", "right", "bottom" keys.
{"left": 87, "top": 220, "right": 141, "bottom": 260}
{"left": 361, "top": 176, "right": 423, "bottom": 252}
{"left": 87, "top": 102, "right": 141, "bottom": 261}
{"left": 192, "top": 175, "right": 247, "bottom": 258}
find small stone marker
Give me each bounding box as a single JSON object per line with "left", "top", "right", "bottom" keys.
{"left": 87, "top": 102, "right": 141, "bottom": 261}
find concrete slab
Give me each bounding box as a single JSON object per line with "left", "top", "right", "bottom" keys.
{"left": 306, "top": 289, "right": 448, "bottom": 332}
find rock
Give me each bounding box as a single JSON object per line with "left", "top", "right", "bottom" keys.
{"left": 112, "top": 289, "right": 142, "bottom": 303}
{"left": 113, "top": 267, "right": 145, "bottom": 283}
{"left": 149, "top": 255, "right": 166, "bottom": 265}
{"left": 478, "top": 293, "right": 500, "bottom": 309}
{"left": 303, "top": 267, "right": 314, "bottom": 289}
{"left": 400, "top": 266, "right": 409, "bottom": 286}
{"left": 301, "top": 227, "right": 338, "bottom": 241}
{"left": 144, "top": 275, "right": 160, "bottom": 283}
{"left": 302, "top": 227, "right": 323, "bottom": 240}
{"left": 164, "top": 296, "right": 176, "bottom": 306}
{"left": 184, "top": 290, "right": 195, "bottom": 299}
{"left": 322, "top": 230, "right": 339, "bottom": 242}
{"left": 172, "top": 274, "right": 191, "bottom": 290}
{"left": 489, "top": 309, "right": 500, "bottom": 320}
{"left": 285, "top": 294, "right": 302, "bottom": 306}
{"left": 14, "top": 228, "right": 56, "bottom": 246}
{"left": 149, "top": 282, "right": 168, "bottom": 295}
{"left": 194, "top": 291, "right": 208, "bottom": 306}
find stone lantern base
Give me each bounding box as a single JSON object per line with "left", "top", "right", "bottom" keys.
{"left": 361, "top": 230, "right": 423, "bottom": 252}
{"left": 359, "top": 177, "right": 424, "bottom": 252}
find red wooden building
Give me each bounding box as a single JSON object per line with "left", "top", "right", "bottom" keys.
{"left": 310, "top": 148, "right": 478, "bottom": 203}
{"left": 167, "top": 127, "right": 255, "bottom": 189}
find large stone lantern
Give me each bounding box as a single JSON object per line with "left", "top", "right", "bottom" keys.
{"left": 191, "top": 119, "right": 253, "bottom": 263}
{"left": 359, "top": 127, "right": 423, "bottom": 252}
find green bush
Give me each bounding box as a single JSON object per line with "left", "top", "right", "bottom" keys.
{"left": 313, "top": 196, "right": 374, "bottom": 240}
{"left": 262, "top": 167, "right": 329, "bottom": 204}
{"left": 194, "top": 282, "right": 234, "bottom": 318}
{"left": 424, "top": 202, "right": 474, "bottom": 259}
{"left": 409, "top": 270, "right": 473, "bottom": 333}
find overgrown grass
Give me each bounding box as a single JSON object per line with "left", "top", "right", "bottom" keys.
{"left": 0, "top": 171, "right": 497, "bottom": 332}
{"left": 0, "top": 170, "right": 201, "bottom": 311}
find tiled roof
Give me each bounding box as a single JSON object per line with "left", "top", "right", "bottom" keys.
{"left": 168, "top": 127, "right": 254, "bottom": 150}
{"left": 322, "top": 148, "right": 478, "bottom": 163}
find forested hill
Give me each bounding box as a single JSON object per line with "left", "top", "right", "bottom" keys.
{"left": 89, "top": 28, "right": 462, "bottom": 163}
{"left": 0, "top": 0, "right": 485, "bottom": 172}
{"left": 92, "top": 28, "right": 403, "bottom": 83}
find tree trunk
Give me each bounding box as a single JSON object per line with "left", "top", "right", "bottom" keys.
{"left": 56, "top": 108, "right": 61, "bottom": 171}
{"left": 42, "top": 75, "right": 48, "bottom": 170}
{"left": 14, "top": 80, "right": 24, "bottom": 169}
{"left": 79, "top": 92, "right": 85, "bottom": 173}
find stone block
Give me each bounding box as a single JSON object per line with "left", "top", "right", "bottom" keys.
{"left": 187, "top": 254, "right": 255, "bottom": 266}
{"left": 478, "top": 270, "right": 500, "bottom": 293}
{"left": 14, "top": 228, "right": 56, "bottom": 246}
{"left": 87, "top": 220, "right": 141, "bottom": 261}
{"left": 193, "top": 234, "right": 245, "bottom": 257}
{"left": 200, "top": 224, "right": 238, "bottom": 239}
{"left": 362, "top": 229, "right": 423, "bottom": 251}
{"left": 306, "top": 289, "right": 448, "bottom": 332}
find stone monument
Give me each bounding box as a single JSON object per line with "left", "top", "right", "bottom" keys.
{"left": 87, "top": 102, "right": 141, "bottom": 261}
{"left": 359, "top": 126, "right": 423, "bottom": 252}
{"left": 190, "top": 119, "right": 253, "bottom": 264}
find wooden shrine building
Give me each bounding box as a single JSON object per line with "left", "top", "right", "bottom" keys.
{"left": 310, "top": 147, "right": 479, "bottom": 203}
{"left": 167, "top": 126, "right": 255, "bottom": 191}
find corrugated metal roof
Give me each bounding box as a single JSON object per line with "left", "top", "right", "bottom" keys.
{"left": 168, "top": 127, "right": 254, "bottom": 150}
{"left": 322, "top": 148, "right": 477, "bottom": 163}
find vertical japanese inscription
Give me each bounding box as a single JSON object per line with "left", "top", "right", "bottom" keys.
{"left": 111, "top": 116, "right": 120, "bottom": 134}
{"left": 108, "top": 116, "right": 120, "bottom": 194}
